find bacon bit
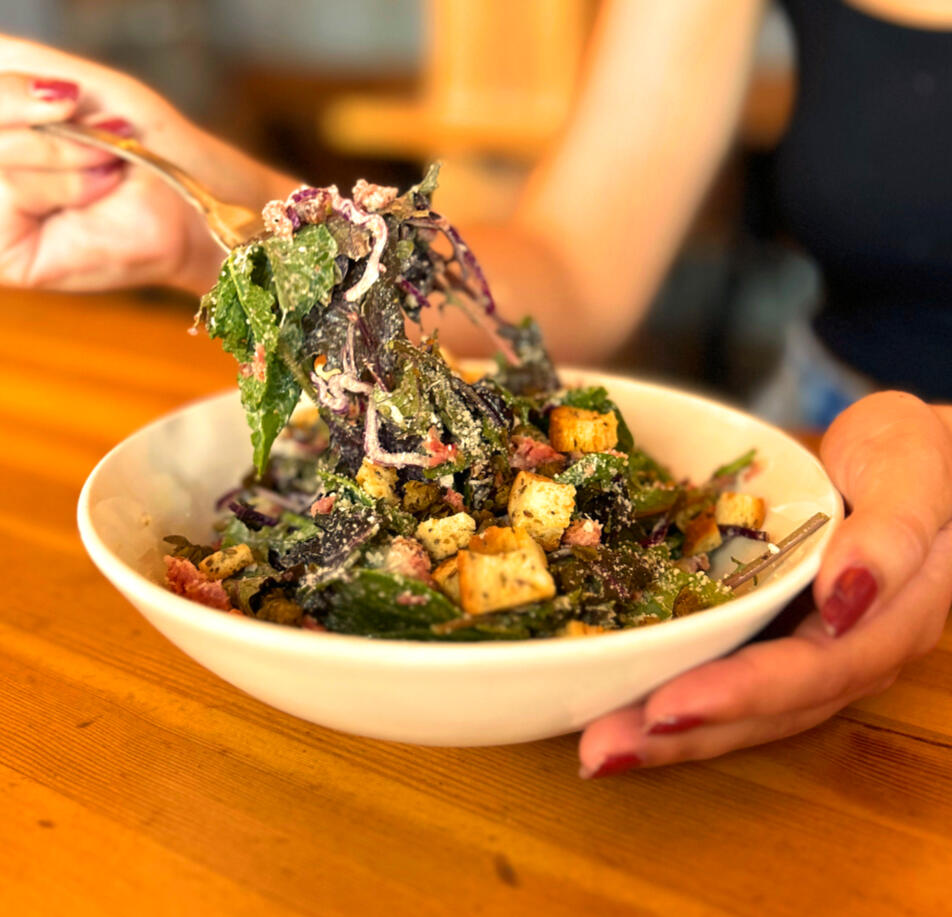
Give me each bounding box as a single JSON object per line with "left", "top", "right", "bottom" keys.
{"left": 164, "top": 555, "right": 233, "bottom": 611}
{"left": 289, "top": 187, "right": 332, "bottom": 224}
{"left": 252, "top": 344, "right": 267, "bottom": 382}
{"left": 423, "top": 427, "right": 459, "bottom": 468}
{"left": 396, "top": 590, "right": 429, "bottom": 606}
{"left": 262, "top": 199, "right": 294, "bottom": 240}
{"left": 309, "top": 494, "right": 337, "bottom": 516}
{"left": 443, "top": 488, "right": 465, "bottom": 513}
{"left": 383, "top": 536, "right": 434, "bottom": 585}
{"left": 510, "top": 435, "right": 565, "bottom": 472}
{"left": 676, "top": 553, "right": 711, "bottom": 574}
{"left": 301, "top": 615, "right": 326, "bottom": 631}
{"left": 562, "top": 518, "right": 603, "bottom": 547}
{"left": 352, "top": 179, "right": 398, "bottom": 211}
{"left": 238, "top": 363, "right": 253, "bottom": 378}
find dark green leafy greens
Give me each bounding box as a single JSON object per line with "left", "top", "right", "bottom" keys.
{"left": 170, "top": 167, "right": 762, "bottom": 639}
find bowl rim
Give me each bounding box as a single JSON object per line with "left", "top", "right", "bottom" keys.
{"left": 77, "top": 370, "right": 842, "bottom": 671}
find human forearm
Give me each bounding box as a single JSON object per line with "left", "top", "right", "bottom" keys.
{"left": 508, "top": 0, "right": 765, "bottom": 361}
{"left": 419, "top": 222, "right": 595, "bottom": 363}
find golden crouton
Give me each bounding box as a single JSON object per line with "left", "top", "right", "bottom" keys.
{"left": 457, "top": 546, "right": 556, "bottom": 615}
{"left": 714, "top": 492, "right": 767, "bottom": 530}
{"left": 415, "top": 512, "right": 477, "bottom": 561}
{"left": 432, "top": 555, "right": 461, "bottom": 604}
{"left": 402, "top": 480, "right": 441, "bottom": 514}
{"left": 468, "top": 525, "right": 534, "bottom": 555}
{"left": 559, "top": 620, "right": 606, "bottom": 637}
{"left": 256, "top": 593, "right": 304, "bottom": 626}
{"left": 682, "top": 510, "right": 723, "bottom": 556}
{"left": 548, "top": 406, "right": 618, "bottom": 453}
{"left": 507, "top": 471, "right": 576, "bottom": 551}
{"left": 198, "top": 543, "right": 254, "bottom": 580}
{"left": 356, "top": 459, "right": 399, "bottom": 505}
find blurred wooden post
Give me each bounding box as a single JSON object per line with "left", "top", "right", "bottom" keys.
{"left": 322, "top": 0, "right": 794, "bottom": 221}
{"left": 322, "top": 0, "right": 593, "bottom": 221}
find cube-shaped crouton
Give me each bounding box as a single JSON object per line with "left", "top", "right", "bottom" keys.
{"left": 682, "top": 510, "right": 723, "bottom": 556}
{"left": 548, "top": 406, "right": 618, "bottom": 453}
{"left": 469, "top": 525, "right": 536, "bottom": 555}
{"left": 432, "top": 555, "right": 461, "bottom": 604}
{"left": 198, "top": 543, "right": 254, "bottom": 580}
{"left": 559, "top": 620, "right": 606, "bottom": 638}
{"left": 508, "top": 471, "right": 576, "bottom": 551}
{"left": 256, "top": 593, "right": 304, "bottom": 626}
{"left": 402, "top": 480, "right": 441, "bottom": 514}
{"left": 356, "top": 459, "right": 399, "bottom": 505}
{"left": 415, "top": 512, "right": 477, "bottom": 561}
{"left": 714, "top": 492, "right": 767, "bottom": 530}
{"left": 457, "top": 546, "right": 556, "bottom": 615}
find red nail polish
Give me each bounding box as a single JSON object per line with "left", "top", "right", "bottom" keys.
{"left": 589, "top": 753, "right": 642, "bottom": 779}
{"left": 92, "top": 117, "right": 134, "bottom": 138}
{"left": 31, "top": 78, "right": 79, "bottom": 102}
{"left": 821, "top": 566, "right": 877, "bottom": 636}
{"left": 646, "top": 714, "right": 706, "bottom": 735}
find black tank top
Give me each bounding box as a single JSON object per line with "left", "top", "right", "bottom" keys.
{"left": 774, "top": 0, "right": 952, "bottom": 400}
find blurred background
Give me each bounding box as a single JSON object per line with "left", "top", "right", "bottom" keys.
{"left": 1, "top": 0, "right": 818, "bottom": 405}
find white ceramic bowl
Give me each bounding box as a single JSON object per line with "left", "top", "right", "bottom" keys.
{"left": 78, "top": 370, "right": 842, "bottom": 746}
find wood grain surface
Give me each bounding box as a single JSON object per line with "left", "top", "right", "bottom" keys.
{"left": 2, "top": 288, "right": 950, "bottom": 917}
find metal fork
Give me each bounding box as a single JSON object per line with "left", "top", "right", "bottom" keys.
{"left": 33, "top": 121, "right": 264, "bottom": 251}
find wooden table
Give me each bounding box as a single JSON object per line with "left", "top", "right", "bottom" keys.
{"left": 2, "top": 287, "right": 950, "bottom": 917}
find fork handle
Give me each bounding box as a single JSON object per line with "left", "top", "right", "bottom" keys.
{"left": 33, "top": 121, "right": 256, "bottom": 251}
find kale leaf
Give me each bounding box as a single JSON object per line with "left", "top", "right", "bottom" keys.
{"left": 323, "top": 570, "right": 457, "bottom": 638}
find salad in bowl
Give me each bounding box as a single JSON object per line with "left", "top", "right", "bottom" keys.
{"left": 160, "top": 166, "right": 828, "bottom": 641}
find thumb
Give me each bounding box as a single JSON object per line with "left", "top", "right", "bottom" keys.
{"left": 0, "top": 71, "right": 80, "bottom": 127}
{"left": 815, "top": 391, "right": 952, "bottom": 635}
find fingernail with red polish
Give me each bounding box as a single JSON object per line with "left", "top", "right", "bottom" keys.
{"left": 821, "top": 566, "right": 877, "bottom": 636}
{"left": 645, "top": 714, "right": 706, "bottom": 736}
{"left": 31, "top": 78, "right": 79, "bottom": 102}
{"left": 92, "top": 117, "right": 134, "bottom": 138}
{"left": 582, "top": 752, "right": 642, "bottom": 780}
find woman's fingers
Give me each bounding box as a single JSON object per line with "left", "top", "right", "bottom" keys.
{"left": 0, "top": 161, "right": 124, "bottom": 216}
{"left": 581, "top": 695, "right": 870, "bottom": 777}
{"left": 0, "top": 119, "right": 131, "bottom": 170}
{"left": 0, "top": 71, "right": 79, "bottom": 126}
{"left": 815, "top": 392, "right": 952, "bottom": 634}
{"left": 579, "top": 523, "right": 952, "bottom": 775}
{"left": 649, "top": 521, "right": 952, "bottom": 722}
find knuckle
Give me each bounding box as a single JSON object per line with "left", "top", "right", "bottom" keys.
{"left": 888, "top": 511, "right": 933, "bottom": 569}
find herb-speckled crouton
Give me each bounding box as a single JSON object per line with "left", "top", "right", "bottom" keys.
{"left": 356, "top": 459, "right": 399, "bottom": 505}
{"left": 198, "top": 543, "right": 254, "bottom": 580}
{"left": 432, "top": 555, "right": 461, "bottom": 603}
{"left": 256, "top": 592, "right": 304, "bottom": 626}
{"left": 415, "top": 512, "right": 477, "bottom": 561}
{"left": 559, "top": 620, "right": 606, "bottom": 637}
{"left": 457, "top": 545, "right": 556, "bottom": 615}
{"left": 468, "top": 525, "right": 540, "bottom": 556}
{"left": 548, "top": 406, "right": 618, "bottom": 453}
{"left": 507, "top": 471, "right": 576, "bottom": 551}
{"left": 682, "top": 509, "right": 723, "bottom": 556}
{"left": 714, "top": 492, "right": 767, "bottom": 530}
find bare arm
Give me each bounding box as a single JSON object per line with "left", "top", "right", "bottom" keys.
{"left": 440, "top": 0, "right": 766, "bottom": 363}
